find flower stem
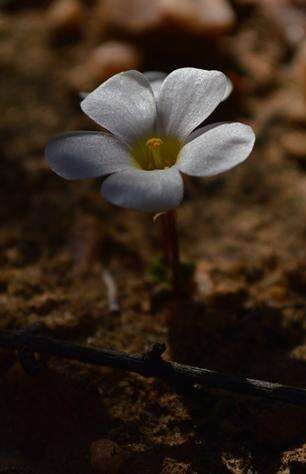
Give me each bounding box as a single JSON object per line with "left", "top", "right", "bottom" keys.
{"left": 160, "top": 210, "right": 181, "bottom": 299}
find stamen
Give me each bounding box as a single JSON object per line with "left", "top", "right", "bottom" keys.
{"left": 146, "top": 137, "right": 164, "bottom": 169}
{"left": 146, "top": 137, "right": 163, "bottom": 150}
{"left": 132, "top": 136, "right": 181, "bottom": 171}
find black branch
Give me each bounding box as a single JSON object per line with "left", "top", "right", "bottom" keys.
{"left": 0, "top": 329, "right": 306, "bottom": 406}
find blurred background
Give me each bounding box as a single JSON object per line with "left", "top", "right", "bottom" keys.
{"left": 0, "top": 1, "right": 306, "bottom": 473}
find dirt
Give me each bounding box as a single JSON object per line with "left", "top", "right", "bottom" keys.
{"left": 0, "top": 1, "right": 306, "bottom": 472}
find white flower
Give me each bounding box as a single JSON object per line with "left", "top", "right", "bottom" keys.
{"left": 45, "top": 68, "right": 255, "bottom": 213}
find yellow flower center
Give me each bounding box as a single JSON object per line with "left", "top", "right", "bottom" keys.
{"left": 132, "top": 136, "right": 182, "bottom": 171}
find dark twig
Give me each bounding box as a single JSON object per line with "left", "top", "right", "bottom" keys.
{"left": 17, "top": 348, "right": 41, "bottom": 377}
{"left": 1, "top": 330, "right": 306, "bottom": 406}
{"left": 16, "top": 324, "right": 44, "bottom": 377}
{"left": 143, "top": 342, "right": 166, "bottom": 361}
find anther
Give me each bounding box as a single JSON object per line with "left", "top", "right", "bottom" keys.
{"left": 146, "top": 137, "right": 163, "bottom": 150}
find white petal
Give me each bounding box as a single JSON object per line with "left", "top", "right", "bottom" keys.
{"left": 157, "top": 68, "right": 229, "bottom": 140}
{"left": 81, "top": 70, "right": 157, "bottom": 145}
{"left": 185, "top": 122, "right": 223, "bottom": 144}
{"left": 45, "top": 131, "right": 132, "bottom": 180}
{"left": 80, "top": 71, "right": 167, "bottom": 104}
{"left": 177, "top": 122, "right": 255, "bottom": 177}
{"left": 222, "top": 76, "right": 233, "bottom": 101}
{"left": 144, "top": 71, "right": 167, "bottom": 97}
{"left": 101, "top": 168, "right": 184, "bottom": 212}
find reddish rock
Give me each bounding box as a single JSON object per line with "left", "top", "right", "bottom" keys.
{"left": 102, "top": 0, "right": 235, "bottom": 35}
{"left": 162, "top": 456, "right": 192, "bottom": 473}
{"left": 292, "top": 40, "right": 306, "bottom": 97}
{"left": 281, "top": 131, "right": 306, "bottom": 163}
{"left": 161, "top": 0, "right": 236, "bottom": 34}
{"left": 103, "top": 0, "right": 161, "bottom": 34}
{"left": 70, "top": 41, "right": 141, "bottom": 91}
{"left": 239, "top": 0, "right": 306, "bottom": 45}
{"left": 47, "top": 0, "right": 85, "bottom": 38}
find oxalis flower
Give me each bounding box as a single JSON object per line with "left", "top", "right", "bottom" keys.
{"left": 45, "top": 68, "right": 255, "bottom": 213}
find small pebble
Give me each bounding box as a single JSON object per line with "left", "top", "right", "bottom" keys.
{"left": 70, "top": 41, "right": 141, "bottom": 91}
{"left": 162, "top": 0, "right": 236, "bottom": 34}
{"left": 90, "top": 439, "right": 124, "bottom": 474}
{"left": 102, "top": 0, "right": 160, "bottom": 34}
{"left": 103, "top": 0, "right": 235, "bottom": 35}
{"left": 162, "top": 456, "right": 192, "bottom": 473}
{"left": 292, "top": 40, "right": 306, "bottom": 97}
{"left": 47, "top": 0, "right": 85, "bottom": 38}
{"left": 281, "top": 131, "right": 306, "bottom": 162}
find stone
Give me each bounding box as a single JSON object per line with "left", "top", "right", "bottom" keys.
{"left": 281, "top": 131, "right": 306, "bottom": 165}
{"left": 103, "top": 0, "right": 161, "bottom": 34}
{"left": 103, "top": 0, "right": 235, "bottom": 35}
{"left": 292, "top": 40, "right": 306, "bottom": 97}
{"left": 240, "top": 0, "right": 306, "bottom": 45}
{"left": 162, "top": 457, "right": 192, "bottom": 473}
{"left": 47, "top": 0, "right": 84, "bottom": 38}
{"left": 161, "top": 0, "right": 235, "bottom": 34}
{"left": 70, "top": 41, "right": 141, "bottom": 91}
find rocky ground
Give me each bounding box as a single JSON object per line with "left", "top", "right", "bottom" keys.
{"left": 0, "top": 0, "right": 306, "bottom": 472}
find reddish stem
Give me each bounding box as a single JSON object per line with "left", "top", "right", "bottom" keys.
{"left": 160, "top": 213, "right": 172, "bottom": 267}
{"left": 160, "top": 210, "right": 181, "bottom": 299}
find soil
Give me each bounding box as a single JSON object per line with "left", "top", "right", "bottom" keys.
{"left": 0, "top": 1, "right": 306, "bottom": 472}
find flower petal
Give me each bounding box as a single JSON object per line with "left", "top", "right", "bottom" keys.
{"left": 222, "top": 76, "right": 233, "bottom": 101}
{"left": 144, "top": 71, "right": 167, "bottom": 97}
{"left": 101, "top": 167, "right": 184, "bottom": 212}
{"left": 81, "top": 70, "right": 157, "bottom": 145}
{"left": 80, "top": 72, "right": 167, "bottom": 102}
{"left": 45, "top": 131, "right": 132, "bottom": 180}
{"left": 177, "top": 122, "right": 255, "bottom": 177}
{"left": 157, "top": 68, "right": 229, "bottom": 140}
